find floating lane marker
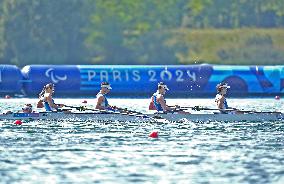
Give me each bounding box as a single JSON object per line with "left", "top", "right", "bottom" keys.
{"left": 149, "top": 131, "right": 158, "bottom": 138}
{"left": 14, "top": 120, "right": 22, "bottom": 125}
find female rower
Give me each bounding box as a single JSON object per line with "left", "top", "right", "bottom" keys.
{"left": 149, "top": 82, "right": 171, "bottom": 112}
{"left": 215, "top": 82, "right": 241, "bottom": 114}
{"left": 38, "top": 83, "right": 64, "bottom": 111}
{"left": 149, "top": 82, "right": 188, "bottom": 113}
{"left": 95, "top": 82, "right": 115, "bottom": 110}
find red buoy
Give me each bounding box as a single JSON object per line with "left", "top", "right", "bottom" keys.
{"left": 14, "top": 120, "right": 23, "bottom": 125}
{"left": 149, "top": 131, "right": 158, "bottom": 138}
{"left": 5, "top": 95, "right": 11, "bottom": 99}
{"left": 82, "top": 100, "right": 88, "bottom": 103}
{"left": 275, "top": 96, "right": 280, "bottom": 100}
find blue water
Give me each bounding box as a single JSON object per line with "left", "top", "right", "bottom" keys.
{"left": 0, "top": 98, "right": 284, "bottom": 183}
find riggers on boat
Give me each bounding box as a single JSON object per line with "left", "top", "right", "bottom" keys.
{"left": 0, "top": 111, "right": 283, "bottom": 122}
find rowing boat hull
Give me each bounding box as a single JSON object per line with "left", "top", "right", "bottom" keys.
{"left": 0, "top": 112, "right": 283, "bottom": 122}
{"left": 156, "top": 113, "right": 284, "bottom": 122}
{"left": 0, "top": 112, "right": 154, "bottom": 122}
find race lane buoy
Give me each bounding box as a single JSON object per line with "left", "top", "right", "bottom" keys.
{"left": 149, "top": 131, "right": 158, "bottom": 138}
{"left": 14, "top": 120, "right": 23, "bottom": 125}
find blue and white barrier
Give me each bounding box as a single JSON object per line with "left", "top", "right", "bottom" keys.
{"left": 281, "top": 67, "right": 284, "bottom": 93}
{"left": 21, "top": 65, "right": 81, "bottom": 96}
{"left": 0, "top": 65, "right": 23, "bottom": 94}
{"left": 0, "top": 64, "right": 283, "bottom": 97}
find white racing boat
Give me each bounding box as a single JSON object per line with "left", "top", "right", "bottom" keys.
{"left": 0, "top": 111, "right": 283, "bottom": 122}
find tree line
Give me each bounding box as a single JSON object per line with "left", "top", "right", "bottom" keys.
{"left": 0, "top": 0, "right": 283, "bottom": 67}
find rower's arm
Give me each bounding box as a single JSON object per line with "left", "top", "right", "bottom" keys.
{"left": 95, "top": 96, "right": 105, "bottom": 110}
{"left": 217, "top": 95, "right": 225, "bottom": 109}
{"left": 46, "top": 95, "right": 60, "bottom": 109}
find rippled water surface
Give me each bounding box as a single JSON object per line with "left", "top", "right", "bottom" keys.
{"left": 0, "top": 98, "right": 284, "bottom": 183}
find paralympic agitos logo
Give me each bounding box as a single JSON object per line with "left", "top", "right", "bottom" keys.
{"left": 45, "top": 68, "right": 67, "bottom": 83}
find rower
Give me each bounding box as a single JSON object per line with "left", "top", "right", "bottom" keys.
{"left": 95, "top": 82, "right": 115, "bottom": 110}
{"left": 215, "top": 82, "right": 240, "bottom": 114}
{"left": 38, "top": 83, "right": 64, "bottom": 111}
{"left": 149, "top": 82, "right": 176, "bottom": 113}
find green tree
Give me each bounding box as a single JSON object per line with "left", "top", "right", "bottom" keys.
{"left": 84, "top": 0, "right": 186, "bottom": 64}
{"left": 0, "top": 0, "right": 284, "bottom": 66}
{"left": 2, "top": 0, "right": 89, "bottom": 67}
{"left": 0, "top": 0, "right": 5, "bottom": 61}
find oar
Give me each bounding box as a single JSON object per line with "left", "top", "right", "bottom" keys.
{"left": 110, "top": 107, "right": 164, "bottom": 121}
{"left": 230, "top": 109, "right": 282, "bottom": 114}
{"left": 63, "top": 105, "right": 88, "bottom": 111}
{"left": 64, "top": 105, "right": 114, "bottom": 114}
{"left": 169, "top": 105, "right": 205, "bottom": 111}
{"left": 63, "top": 105, "right": 126, "bottom": 114}
{"left": 170, "top": 105, "right": 240, "bottom": 112}
{"left": 107, "top": 106, "right": 167, "bottom": 121}
{"left": 114, "top": 107, "right": 143, "bottom": 115}
{"left": 56, "top": 105, "right": 108, "bottom": 114}
{"left": 192, "top": 106, "right": 281, "bottom": 113}
{"left": 172, "top": 105, "right": 282, "bottom": 114}
{"left": 64, "top": 105, "right": 159, "bottom": 120}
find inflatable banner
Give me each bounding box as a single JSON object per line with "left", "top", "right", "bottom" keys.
{"left": 20, "top": 64, "right": 283, "bottom": 97}
{"left": 21, "top": 65, "right": 81, "bottom": 96}
{"left": 0, "top": 65, "right": 23, "bottom": 94}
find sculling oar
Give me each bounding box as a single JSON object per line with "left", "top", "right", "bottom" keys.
{"left": 63, "top": 105, "right": 162, "bottom": 120}
{"left": 114, "top": 107, "right": 143, "bottom": 115}
{"left": 191, "top": 106, "right": 281, "bottom": 113}
{"left": 107, "top": 107, "right": 166, "bottom": 121}
{"left": 169, "top": 105, "right": 205, "bottom": 111}
{"left": 110, "top": 107, "right": 157, "bottom": 119}
{"left": 63, "top": 105, "right": 114, "bottom": 114}
{"left": 170, "top": 105, "right": 241, "bottom": 112}
{"left": 63, "top": 105, "right": 88, "bottom": 111}
{"left": 63, "top": 105, "right": 129, "bottom": 113}
{"left": 172, "top": 105, "right": 282, "bottom": 114}
{"left": 226, "top": 109, "right": 282, "bottom": 114}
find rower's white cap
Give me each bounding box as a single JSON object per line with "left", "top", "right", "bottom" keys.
{"left": 217, "top": 82, "right": 230, "bottom": 90}
{"left": 101, "top": 82, "right": 112, "bottom": 89}
{"left": 222, "top": 84, "right": 230, "bottom": 89}
{"left": 158, "top": 82, "right": 169, "bottom": 90}
{"left": 45, "top": 83, "right": 54, "bottom": 89}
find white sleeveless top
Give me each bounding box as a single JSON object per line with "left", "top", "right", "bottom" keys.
{"left": 215, "top": 94, "right": 228, "bottom": 109}
{"left": 96, "top": 92, "right": 107, "bottom": 108}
